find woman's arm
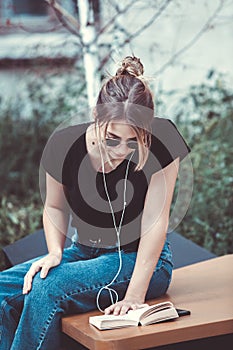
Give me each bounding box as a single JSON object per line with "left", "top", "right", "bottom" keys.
{"left": 43, "top": 173, "right": 70, "bottom": 258}
{"left": 23, "top": 173, "right": 70, "bottom": 294}
{"left": 105, "top": 157, "right": 179, "bottom": 315}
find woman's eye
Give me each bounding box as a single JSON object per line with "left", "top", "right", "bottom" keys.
{"left": 105, "top": 139, "right": 120, "bottom": 147}
{"left": 127, "top": 141, "right": 138, "bottom": 149}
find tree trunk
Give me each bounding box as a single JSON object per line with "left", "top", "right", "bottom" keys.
{"left": 77, "top": 0, "right": 100, "bottom": 107}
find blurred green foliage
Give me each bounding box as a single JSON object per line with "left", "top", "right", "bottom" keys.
{"left": 0, "top": 67, "right": 87, "bottom": 270}
{"left": 0, "top": 69, "right": 232, "bottom": 270}
{"left": 158, "top": 71, "right": 233, "bottom": 256}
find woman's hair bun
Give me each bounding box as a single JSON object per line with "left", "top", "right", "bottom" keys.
{"left": 116, "top": 56, "right": 144, "bottom": 77}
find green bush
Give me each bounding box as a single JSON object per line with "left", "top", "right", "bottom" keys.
{"left": 163, "top": 71, "right": 233, "bottom": 255}
{"left": 0, "top": 66, "right": 87, "bottom": 270}
{"left": 0, "top": 194, "right": 43, "bottom": 270}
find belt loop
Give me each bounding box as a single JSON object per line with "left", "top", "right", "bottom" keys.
{"left": 72, "top": 228, "right": 79, "bottom": 243}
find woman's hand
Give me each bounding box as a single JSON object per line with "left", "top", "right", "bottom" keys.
{"left": 104, "top": 299, "right": 148, "bottom": 316}
{"left": 22, "top": 252, "right": 62, "bottom": 294}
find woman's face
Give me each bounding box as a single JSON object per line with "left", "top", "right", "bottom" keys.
{"left": 103, "top": 120, "right": 138, "bottom": 160}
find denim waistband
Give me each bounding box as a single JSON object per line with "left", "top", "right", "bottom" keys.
{"left": 71, "top": 229, "right": 172, "bottom": 262}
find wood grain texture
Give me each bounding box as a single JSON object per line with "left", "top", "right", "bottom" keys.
{"left": 62, "top": 254, "right": 233, "bottom": 350}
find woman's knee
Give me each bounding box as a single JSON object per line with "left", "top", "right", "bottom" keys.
{"left": 28, "top": 272, "right": 58, "bottom": 299}
{"left": 26, "top": 267, "right": 72, "bottom": 305}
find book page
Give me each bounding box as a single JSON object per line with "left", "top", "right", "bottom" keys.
{"left": 127, "top": 305, "right": 151, "bottom": 321}
{"left": 127, "top": 301, "right": 174, "bottom": 321}
{"left": 140, "top": 307, "right": 179, "bottom": 326}
{"left": 141, "top": 302, "right": 173, "bottom": 319}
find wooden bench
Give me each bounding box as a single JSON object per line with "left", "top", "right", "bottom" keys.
{"left": 62, "top": 254, "right": 233, "bottom": 350}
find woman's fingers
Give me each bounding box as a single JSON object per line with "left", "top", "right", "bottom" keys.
{"left": 119, "top": 304, "right": 130, "bottom": 315}
{"left": 105, "top": 303, "right": 125, "bottom": 315}
{"left": 22, "top": 254, "right": 62, "bottom": 295}
{"left": 105, "top": 300, "right": 148, "bottom": 316}
{"left": 22, "top": 260, "right": 51, "bottom": 293}
{"left": 40, "top": 265, "right": 50, "bottom": 279}
{"left": 113, "top": 305, "right": 121, "bottom": 315}
{"left": 104, "top": 304, "right": 114, "bottom": 315}
{"left": 23, "top": 263, "right": 41, "bottom": 294}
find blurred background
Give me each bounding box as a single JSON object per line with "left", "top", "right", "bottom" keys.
{"left": 0, "top": 0, "right": 232, "bottom": 270}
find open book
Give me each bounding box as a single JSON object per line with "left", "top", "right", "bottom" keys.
{"left": 89, "top": 301, "right": 179, "bottom": 330}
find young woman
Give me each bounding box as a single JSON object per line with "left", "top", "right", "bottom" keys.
{"left": 0, "top": 56, "right": 191, "bottom": 349}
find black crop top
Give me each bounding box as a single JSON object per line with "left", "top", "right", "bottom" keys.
{"left": 41, "top": 117, "right": 191, "bottom": 251}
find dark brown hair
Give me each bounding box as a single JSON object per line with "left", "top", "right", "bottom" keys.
{"left": 95, "top": 56, "right": 154, "bottom": 170}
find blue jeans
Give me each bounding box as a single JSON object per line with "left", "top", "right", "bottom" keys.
{"left": 0, "top": 239, "right": 173, "bottom": 350}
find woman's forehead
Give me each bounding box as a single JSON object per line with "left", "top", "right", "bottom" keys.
{"left": 106, "top": 121, "right": 137, "bottom": 138}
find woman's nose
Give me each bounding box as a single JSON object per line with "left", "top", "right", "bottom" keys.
{"left": 117, "top": 142, "right": 128, "bottom": 153}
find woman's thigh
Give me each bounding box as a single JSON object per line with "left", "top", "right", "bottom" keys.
{"left": 29, "top": 246, "right": 172, "bottom": 314}
{"left": 0, "top": 243, "right": 83, "bottom": 307}
{"left": 28, "top": 249, "right": 137, "bottom": 313}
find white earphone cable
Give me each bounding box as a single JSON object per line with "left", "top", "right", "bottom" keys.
{"left": 95, "top": 123, "right": 135, "bottom": 312}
